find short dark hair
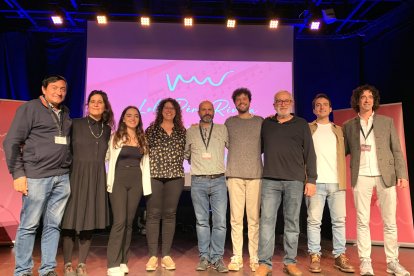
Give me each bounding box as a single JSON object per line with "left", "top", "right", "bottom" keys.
{"left": 350, "top": 84, "right": 380, "bottom": 113}
{"left": 312, "top": 93, "right": 332, "bottom": 109}
{"left": 42, "top": 75, "right": 67, "bottom": 88}
{"left": 231, "top": 87, "right": 252, "bottom": 103}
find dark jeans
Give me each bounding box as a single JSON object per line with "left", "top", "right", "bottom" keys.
{"left": 145, "top": 177, "right": 184, "bottom": 256}
{"left": 107, "top": 166, "right": 143, "bottom": 268}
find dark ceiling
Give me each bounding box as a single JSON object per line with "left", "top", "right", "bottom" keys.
{"left": 0, "top": 0, "right": 411, "bottom": 39}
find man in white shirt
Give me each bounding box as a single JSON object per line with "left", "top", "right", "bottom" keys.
{"left": 307, "top": 93, "right": 354, "bottom": 273}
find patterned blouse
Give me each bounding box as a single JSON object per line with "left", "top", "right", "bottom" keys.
{"left": 145, "top": 124, "right": 186, "bottom": 178}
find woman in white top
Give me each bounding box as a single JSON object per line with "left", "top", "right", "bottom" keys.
{"left": 106, "top": 106, "right": 151, "bottom": 276}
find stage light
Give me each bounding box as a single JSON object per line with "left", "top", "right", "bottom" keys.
{"left": 227, "top": 19, "right": 236, "bottom": 28}
{"left": 310, "top": 21, "right": 321, "bottom": 30}
{"left": 141, "top": 16, "right": 150, "bottom": 26}
{"left": 307, "top": 3, "right": 322, "bottom": 31}
{"left": 184, "top": 17, "right": 193, "bottom": 27}
{"left": 51, "top": 15, "right": 63, "bottom": 25}
{"left": 269, "top": 19, "right": 279, "bottom": 29}
{"left": 97, "top": 15, "right": 107, "bottom": 25}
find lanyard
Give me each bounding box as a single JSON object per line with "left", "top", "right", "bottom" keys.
{"left": 199, "top": 123, "right": 214, "bottom": 151}
{"left": 43, "top": 96, "right": 64, "bottom": 136}
{"left": 360, "top": 124, "right": 373, "bottom": 141}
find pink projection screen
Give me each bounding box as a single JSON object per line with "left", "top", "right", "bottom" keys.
{"left": 86, "top": 22, "right": 294, "bottom": 183}
{"left": 86, "top": 21, "right": 293, "bottom": 125}
{"left": 86, "top": 58, "right": 292, "bottom": 127}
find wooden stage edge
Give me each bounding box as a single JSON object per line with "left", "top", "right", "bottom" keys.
{"left": 1, "top": 232, "right": 413, "bottom": 275}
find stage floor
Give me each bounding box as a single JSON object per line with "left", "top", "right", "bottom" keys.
{"left": 1, "top": 229, "right": 413, "bottom": 276}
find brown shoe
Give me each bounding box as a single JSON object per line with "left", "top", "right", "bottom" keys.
{"left": 255, "top": 264, "right": 272, "bottom": 276}
{"left": 161, "top": 256, "right": 176, "bottom": 270}
{"left": 146, "top": 256, "right": 158, "bottom": 271}
{"left": 309, "top": 254, "right": 322, "bottom": 273}
{"left": 283, "top": 264, "right": 303, "bottom": 276}
{"left": 334, "top": 254, "right": 355, "bottom": 273}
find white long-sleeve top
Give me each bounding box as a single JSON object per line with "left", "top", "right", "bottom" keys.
{"left": 106, "top": 135, "right": 151, "bottom": 195}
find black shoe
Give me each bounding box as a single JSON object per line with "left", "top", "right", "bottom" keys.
{"left": 196, "top": 257, "right": 209, "bottom": 271}
{"left": 212, "top": 258, "right": 229, "bottom": 273}
{"left": 44, "top": 271, "right": 58, "bottom": 276}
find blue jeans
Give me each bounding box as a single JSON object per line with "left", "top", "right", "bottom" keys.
{"left": 258, "top": 179, "right": 303, "bottom": 268}
{"left": 191, "top": 175, "right": 227, "bottom": 263}
{"left": 14, "top": 174, "right": 70, "bottom": 276}
{"left": 306, "top": 183, "right": 346, "bottom": 257}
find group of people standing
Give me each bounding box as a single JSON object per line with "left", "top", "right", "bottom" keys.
{"left": 3, "top": 75, "right": 185, "bottom": 276}
{"left": 3, "top": 75, "right": 410, "bottom": 276}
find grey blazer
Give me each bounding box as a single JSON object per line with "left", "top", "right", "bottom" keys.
{"left": 343, "top": 114, "right": 408, "bottom": 188}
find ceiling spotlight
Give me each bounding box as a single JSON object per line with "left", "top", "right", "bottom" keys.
{"left": 227, "top": 19, "right": 236, "bottom": 28}
{"left": 51, "top": 15, "right": 63, "bottom": 25}
{"left": 140, "top": 16, "right": 150, "bottom": 26}
{"left": 184, "top": 17, "right": 193, "bottom": 27}
{"left": 269, "top": 19, "right": 279, "bottom": 29}
{"left": 96, "top": 15, "right": 107, "bottom": 24}
{"left": 310, "top": 21, "right": 321, "bottom": 30}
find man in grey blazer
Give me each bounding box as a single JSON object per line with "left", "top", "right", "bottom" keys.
{"left": 343, "top": 84, "right": 410, "bottom": 276}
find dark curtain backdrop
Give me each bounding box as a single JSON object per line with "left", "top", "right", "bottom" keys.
{"left": 361, "top": 10, "right": 414, "bottom": 217}
{"left": 0, "top": 32, "right": 86, "bottom": 118}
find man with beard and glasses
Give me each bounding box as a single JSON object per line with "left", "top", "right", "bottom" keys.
{"left": 184, "top": 100, "right": 229, "bottom": 273}
{"left": 256, "top": 90, "right": 317, "bottom": 276}
{"left": 224, "top": 88, "right": 263, "bottom": 272}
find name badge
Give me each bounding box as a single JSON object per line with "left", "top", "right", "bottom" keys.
{"left": 202, "top": 152, "right": 212, "bottom": 159}
{"left": 55, "top": 136, "right": 68, "bottom": 145}
{"left": 361, "top": 144, "right": 371, "bottom": 152}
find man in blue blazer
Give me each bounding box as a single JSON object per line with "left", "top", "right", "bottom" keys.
{"left": 343, "top": 84, "right": 410, "bottom": 276}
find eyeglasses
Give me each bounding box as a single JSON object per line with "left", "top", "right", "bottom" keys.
{"left": 274, "top": 99, "right": 292, "bottom": 105}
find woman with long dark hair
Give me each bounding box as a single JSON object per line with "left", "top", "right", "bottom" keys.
{"left": 62, "top": 90, "right": 114, "bottom": 276}
{"left": 106, "top": 106, "right": 151, "bottom": 276}
{"left": 144, "top": 98, "right": 186, "bottom": 271}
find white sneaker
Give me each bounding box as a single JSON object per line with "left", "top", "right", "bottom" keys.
{"left": 360, "top": 259, "right": 374, "bottom": 275}
{"left": 228, "top": 255, "right": 243, "bottom": 271}
{"left": 120, "top": 263, "right": 129, "bottom": 274}
{"left": 387, "top": 261, "right": 410, "bottom": 276}
{"left": 250, "top": 257, "right": 259, "bottom": 272}
{"left": 107, "top": 267, "right": 124, "bottom": 276}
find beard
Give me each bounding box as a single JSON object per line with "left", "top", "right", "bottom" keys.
{"left": 201, "top": 114, "right": 213, "bottom": 123}
{"left": 236, "top": 105, "right": 249, "bottom": 114}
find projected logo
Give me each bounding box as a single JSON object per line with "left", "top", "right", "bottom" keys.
{"left": 166, "top": 71, "right": 235, "bottom": 91}
{"left": 86, "top": 58, "right": 293, "bottom": 125}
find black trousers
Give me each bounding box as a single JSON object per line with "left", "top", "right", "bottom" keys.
{"left": 145, "top": 177, "right": 184, "bottom": 256}
{"left": 107, "top": 166, "right": 143, "bottom": 268}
